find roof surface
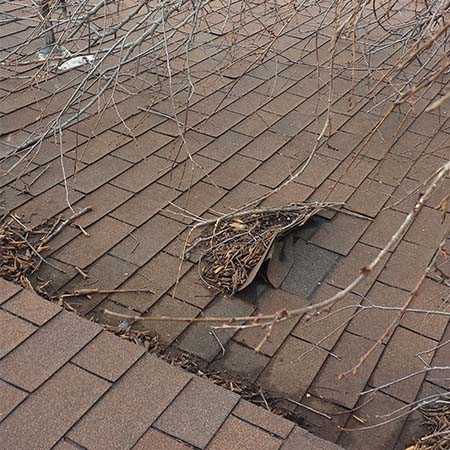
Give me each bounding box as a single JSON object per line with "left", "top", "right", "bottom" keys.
{"left": 1, "top": 0, "right": 449, "bottom": 449}
{"left": 0, "top": 279, "right": 346, "bottom": 450}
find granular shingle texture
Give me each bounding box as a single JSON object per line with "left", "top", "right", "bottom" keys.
{"left": 0, "top": 281, "right": 345, "bottom": 450}
{"left": 1, "top": 0, "right": 449, "bottom": 447}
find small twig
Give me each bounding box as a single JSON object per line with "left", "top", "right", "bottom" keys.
{"left": 259, "top": 389, "right": 271, "bottom": 412}
{"left": 209, "top": 330, "right": 226, "bottom": 357}
{"left": 128, "top": 231, "right": 140, "bottom": 253}
{"left": 40, "top": 206, "right": 92, "bottom": 246}
{"left": 10, "top": 229, "right": 66, "bottom": 274}
{"left": 75, "top": 266, "right": 89, "bottom": 279}
{"left": 287, "top": 398, "right": 332, "bottom": 420}
{"left": 77, "top": 224, "right": 90, "bottom": 237}
{"left": 9, "top": 214, "right": 32, "bottom": 232}
{"left": 59, "top": 287, "right": 155, "bottom": 298}
{"left": 28, "top": 164, "right": 50, "bottom": 189}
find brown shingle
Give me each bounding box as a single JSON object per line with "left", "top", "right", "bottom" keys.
{"left": 110, "top": 155, "right": 171, "bottom": 192}
{"left": 208, "top": 154, "right": 260, "bottom": 189}
{"left": 61, "top": 253, "right": 137, "bottom": 316}
{"left": 3, "top": 289, "right": 60, "bottom": 326}
{"left": 68, "top": 355, "right": 191, "bottom": 450}
{"left": 110, "top": 251, "right": 189, "bottom": 312}
{"left": 69, "top": 182, "right": 133, "bottom": 228}
{"left": 378, "top": 241, "right": 435, "bottom": 291}
{"left": 71, "top": 331, "right": 144, "bottom": 381}
{"left": 310, "top": 213, "right": 370, "bottom": 256}
{"left": 262, "top": 91, "right": 303, "bottom": 116}
{"left": 338, "top": 391, "right": 406, "bottom": 450}
{"left": 319, "top": 130, "right": 361, "bottom": 160}
{"left": 176, "top": 295, "right": 255, "bottom": 361}
{"left": 166, "top": 180, "right": 225, "bottom": 225}
{"left": 369, "top": 153, "right": 414, "bottom": 186}
{"left": 27, "top": 257, "right": 78, "bottom": 296}
{"left": 0, "top": 363, "right": 110, "bottom": 450}
{"left": 227, "top": 91, "right": 270, "bottom": 116}
{"left": 328, "top": 242, "right": 389, "bottom": 296}
{"left": 213, "top": 180, "right": 270, "bottom": 214}
{"left": 370, "top": 327, "right": 436, "bottom": 403}
{"left": 133, "top": 295, "right": 200, "bottom": 347}
{"left": 235, "top": 289, "right": 307, "bottom": 356}
{"left": 206, "top": 415, "right": 282, "bottom": 450}
{"left": 232, "top": 400, "right": 294, "bottom": 439}
{"left": 0, "top": 379, "right": 27, "bottom": 421}
{"left": 248, "top": 154, "right": 300, "bottom": 189}
{"left": 262, "top": 182, "right": 314, "bottom": 208}
{"left": 346, "top": 282, "right": 407, "bottom": 341}
{"left": 73, "top": 155, "right": 132, "bottom": 194}
{"left": 210, "top": 340, "right": 269, "bottom": 382}
{"left": 53, "top": 216, "right": 133, "bottom": 269}
{"left": 296, "top": 154, "right": 340, "bottom": 188}
{"left": 113, "top": 129, "right": 173, "bottom": 163}
{"left": 110, "top": 214, "right": 183, "bottom": 266}
{"left": 109, "top": 182, "right": 179, "bottom": 226}
{"left": 133, "top": 428, "right": 192, "bottom": 450}
{"left": 346, "top": 178, "right": 395, "bottom": 218}
{"left": 258, "top": 336, "right": 327, "bottom": 399}
{"left": 156, "top": 130, "right": 213, "bottom": 163}
{"left": 196, "top": 109, "right": 244, "bottom": 137}
{"left": 310, "top": 332, "right": 383, "bottom": 409}
{"left": 66, "top": 130, "right": 131, "bottom": 164}
{"left": 387, "top": 177, "right": 421, "bottom": 214}
{"left": 408, "top": 154, "right": 447, "bottom": 182}
{"left": 405, "top": 206, "right": 449, "bottom": 249}
{"left": 268, "top": 109, "right": 310, "bottom": 138}
{"left": 158, "top": 155, "right": 219, "bottom": 191}
{"left": 172, "top": 266, "right": 217, "bottom": 309}
{"left": 291, "top": 284, "right": 361, "bottom": 350}
{"left": 425, "top": 324, "right": 450, "bottom": 389}
{"left": 199, "top": 130, "right": 252, "bottom": 162}
{"left": 0, "top": 310, "right": 37, "bottom": 358}
{"left": 240, "top": 130, "right": 290, "bottom": 161}
{"left": 293, "top": 395, "right": 349, "bottom": 443}
{"left": 306, "top": 180, "right": 355, "bottom": 219}
{"left": 330, "top": 155, "right": 378, "bottom": 188}
{"left": 0, "top": 311, "right": 101, "bottom": 391}
{"left": 13, "top": 185, "right": 84, "bottom": 229}
{"left": 155, "top": 377, "right": 239, "bottom": 448}
{"left": 401, "top": 278, "right": 450, "bottom": 341}
{"left": 0, "top": 278, "right": 21, "bottom": 305}
{"left": 52, "top": 440, "right": 81, "bottom": 450}
{"left": 282, "top": 426, "right": 344, "bottom": 450}
{"left": 233, "top": 110, "right": 280, "bottom": 137}
{"left": 360, "top": 209, "right": 407, "bottom": 249}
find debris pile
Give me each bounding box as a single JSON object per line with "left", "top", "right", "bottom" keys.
{"left": 191, "top": 202, "right": 341, "bottom": 294}
{"left": 0, "top": 216, "right": 52, "bottom": 289}
{"left": 0, "top": 207, "right": 91, "bottom": 291}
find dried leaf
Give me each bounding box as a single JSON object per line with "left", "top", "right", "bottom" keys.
{"left": 229, "top": 222, "right": 247, "bottom": 230}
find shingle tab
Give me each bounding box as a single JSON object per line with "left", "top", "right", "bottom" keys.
{"left": 155, "top": 377, "right": 239, "bottom": 448}
{"left": 68, "top": 355, "right": 191, "bottom": 450}
{"left": 0, "top": 311, "right": 101, "bottom": 391}
{"left": 0, "top": 363, "right": 110, "bottom": 450}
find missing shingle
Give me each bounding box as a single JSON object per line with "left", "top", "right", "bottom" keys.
{"left": 236, "top": 215, "right": 339, "bottom": 301}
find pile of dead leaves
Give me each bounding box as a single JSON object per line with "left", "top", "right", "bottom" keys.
{"left": 191, "top": 202, "right": 341, "bottom": 294}
{"left": 0, "top": 216, "right": 50, "bottom": 289}
{"left": 0, "top": 207, "right": 91, "bottom": 291}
